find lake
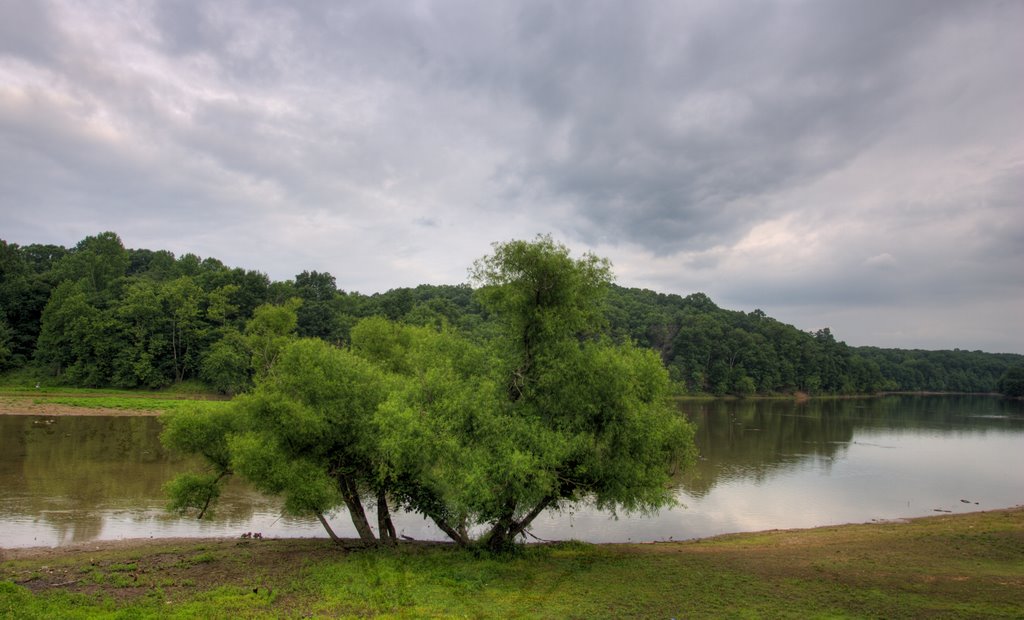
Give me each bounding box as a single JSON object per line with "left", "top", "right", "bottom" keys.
{"left": 1, "top": 395, "right": 1021, "bottom": 548}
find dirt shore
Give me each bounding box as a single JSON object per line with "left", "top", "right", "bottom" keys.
{"left": 5, "top": 506, "right": 1020, "bottom": 563}
{"left": 2, "top": 508, "right": 1022, "bottom": 619}
{"left": 0, "top": 396, "right": 159, "bottom": 416}
{"left": 0, "top": 537, "right": 231, "bottom": 562}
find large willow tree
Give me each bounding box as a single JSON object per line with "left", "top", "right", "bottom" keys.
{"left": 361, "top": 236, "right": 695, "bottom": 550}
{"left": 462, "top": 235, "right": 695, "bottom": 549}
{"left": 162, "top": 236, "right": 695, "bottom": 550}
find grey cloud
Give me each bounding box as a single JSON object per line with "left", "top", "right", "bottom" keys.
{"left": 481, "top": 1, "right": 1012, "bottom": 254}
{"left": 1, "top": 0, "right": 1021, "bottom": 352}
{"left": 152, "top": 1, "right": 299, "bottom": 84}
{"left": 863, "top": 254, "right": 896, "bottom": 269}
{"left": 153, "top": 1, "right": 210, "bottom": 56}
{"left": 0, "top": 0, "right": 60, "bottom": 63}
{"left": 965, "top": 167, "right": 1024, "bottom": 265}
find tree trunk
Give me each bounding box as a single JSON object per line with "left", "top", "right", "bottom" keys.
{"left": 508, "top": 496, "right": 554, "bottom": 540}
{"left": 338, "top": 474, "right": 377, "bottom": 542}
{"left": 376, "top": 488, "right": 397, "bottom": 545}
{"left": 316, "top": 512, "right": 342, "bottom": 544}
{"left": 428, "top": 513, "right": 469, "bottom": 546}
{"left": 195, "top": 470, "right": 231, "bottom": 519}
{"left": 485, "top": 496, "right": 555, "bottom": 552}
{"left": 486, "top": 519, "right": 513, "bottom": 553}
{"left": 485, "top": 498, "right": 519, "bottom": 552}
{"left": 171, "top": 320, "right": 181, "bottom": 383}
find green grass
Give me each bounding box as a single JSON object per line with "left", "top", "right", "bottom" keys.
{"left": 2, "top": 508, "right": 1021, "bottom": 618}
{"left": 0, "top": 384, "right": 230, "bottom": 414}
{"left": 30, "top": 395, "right": 229, "bottom": 413}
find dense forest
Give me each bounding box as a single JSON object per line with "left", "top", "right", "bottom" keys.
{"left": 1, "top": 232, "right": 1021, "bottom": 396}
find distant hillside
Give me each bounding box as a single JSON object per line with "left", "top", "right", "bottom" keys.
{"left": 602, "top": 286, "right": 1021, "bottom": 395}
{"left": 2, "top": 232, "right": 1021, "bottom": 395}
{"left": 851, "top": 347, "right": 1022, "bottom": 394}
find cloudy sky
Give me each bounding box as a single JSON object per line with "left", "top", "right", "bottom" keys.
{"left": 1, "top": 0, "right": 1022, "bottom": 353}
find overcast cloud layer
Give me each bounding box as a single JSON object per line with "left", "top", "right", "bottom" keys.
{"left": 1, "top": 0, "right": 1022, "bottom": 353}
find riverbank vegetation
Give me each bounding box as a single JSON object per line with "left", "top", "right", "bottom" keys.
{"left": 2, "top": 232, "right": 1021, "bottom": 398}
{"left": 2, "top": 508, "right": 1021, "bottom": 618}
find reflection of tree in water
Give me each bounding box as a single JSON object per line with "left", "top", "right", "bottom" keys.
{"left": 1, "top": 415, "right": 269, "bottom": 542}
{"left": 674, "top": 395, "right": 1024, "bottom": 498}
{"left": 41, "top": 506, "right": 105, "bottom": 545}
{"left": 677, "top": 400, "right": 855, "bottom": 498}
{"left": 857, "top": 394, "right": 1024, "bottom": 431}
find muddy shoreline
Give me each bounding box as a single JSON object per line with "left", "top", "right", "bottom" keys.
{"left": 0, "top": 397, "right": 160, "bottom": 417}
{"left": 4, "top": 507, "right": 1021, "bottom": 563}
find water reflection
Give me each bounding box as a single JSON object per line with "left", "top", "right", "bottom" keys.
{"left": 677, "top": 396, "right": 1024, "bottom": 497}
{"left": 0, "top": 416, "right": 275, "bottom": 546}
{"left": 1, "top": 396, "right": 1022, "bottom": 547}
{"left": 522, "top": 396, "right": 1024, "bottom": 543}
{"left": 682, "top": 401, "right": 854, "bottom": 496}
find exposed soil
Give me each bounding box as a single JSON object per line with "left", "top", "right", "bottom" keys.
{"left": 0, "top": 537, "right": 438, "bottom": 604}
{"left": 0, "top": 396, "right": 159, "bottom": 416}
{"left": 0, "top": 391, "right": 227, "bottom": 417}
{"left": 2, "top": 509, "right": 1022, "bottom": 614}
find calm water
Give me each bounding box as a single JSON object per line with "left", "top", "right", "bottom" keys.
{"left": 1, "top": 395, "right": 1021, "bottom": 548}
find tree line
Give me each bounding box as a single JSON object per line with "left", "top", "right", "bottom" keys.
{"left": 1, "top": 232, "right": 1021, "bottom": 396}
{"left": 603, "top": 287, "right": 1023, "bottom": 395}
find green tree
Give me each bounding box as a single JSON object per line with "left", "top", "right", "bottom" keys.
{"left": 0, "top": 240, "right": 58, "bottom": 365}
{"left": 165, "top": 338, "right": 393, "bottom": 543}
{"left": 205, "top": 284, "right": 241, "bottom": 326}
{"left": 0, "top": 316, "right": 12, "bottom": 370}
{"left": 245, "top": 298, "right": 302, "bottom": 378}
{"left": 997, "top": 366, "right": 1024, "bottom": 398}
{"left": 200, "top": 328, "right": 251, "bottom": 395}
{"left": 161, "top": 405, "right": 244, "bottom": 518}
{"left": 293, "top": 271, "right": 341, "bottom": 341}
{"left": 35, "top": 281, "right": 99, "bottom": 381}
{"left": 161, "top": 277, "right": 205, "bottom": 383}
{"left": 163, "top": 237, "right": 695, "bottom": 552}
{"left": 463, "top": 236, "right": 695, "bottom": 550}
{"left": 19, "top": 243, "right": 68, "bottom": 275}
{"left": 200, "top": 299, "right": 302, "bottom": 395}
{"left": 351, "top": 316, "right": 499, "bottom": 544}
{"left": 112, "top": 278, "right": 172, "bottom": 388}
{"left": 126, "top": 248, "right": 176, "bottom": 279}
{"left": 55, "top": 231, "right": 129, "bottom": 294}
{"left": 362, "top": 239, "right": 695, "bottom": 550}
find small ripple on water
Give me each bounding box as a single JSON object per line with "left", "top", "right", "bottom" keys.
{"left": 850, "top": 441, "right": 898, "bottom": 449}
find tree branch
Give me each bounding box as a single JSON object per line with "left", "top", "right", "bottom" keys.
{"left": 196, "top": 470, "right": 231, "bottom": 520}
{"left": 316, "top": 512, "right": 342, "bottom": 544}
{"left": 428, "top": 512, "right": 469, "bottom": 546}
{"left": 377, "top": 487, "right": 397, "bottom": 545}
{"left": 509, "top": 496, "right": 555, "bottom": 540}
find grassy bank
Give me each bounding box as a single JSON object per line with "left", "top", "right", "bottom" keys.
{"left": 2, "top": 508, "right": 1022, "bottom": 619}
